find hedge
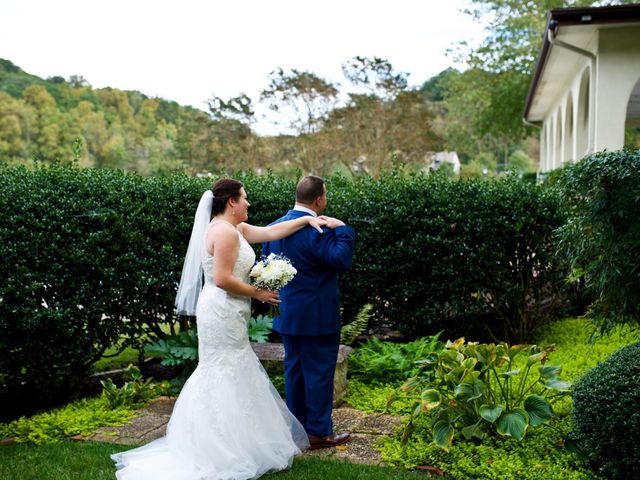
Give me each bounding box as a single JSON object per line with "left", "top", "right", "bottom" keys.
{"left": 0, "top": 164, "right": 567, "bottom": 418}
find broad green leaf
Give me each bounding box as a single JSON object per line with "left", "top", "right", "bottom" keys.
{"left": 461, "top": 423, "right": 484, "bottom": 440}
{"left": 545, "top": 379, "right": 572, "bottom": 391}
{"left": 523, "top": 394, "right": 553, "bottom": 426}
{"left": 526, "top": 351, "right": 545, "bottom": 366}
{"left": 454, "top": 378, "right": 484, "bottom": 402}
{"left": 421, "top": 389, "right": 441, "bottom": 410}
{"left": 499, "top": 368, "right": 521, "bottom": 377}
{"left": 538, "top": 365, "right": 562, "bottom": 379}
{"left": 479, "top": 404, "right": 503, "bottom": 423}
{"left": 496, "top": 409, "right": 528, "bottom": 440}
{"left": 462, "top": 357, "right": 478, "bottom": 369}
{"left": 507, "top": 344, "right": 528, "bottom": 360}
{"left": 446, "top": 337, "right": 465, "bottom": 349}
{"left": 433, "top": 420, "right": 454, "bottom": 451}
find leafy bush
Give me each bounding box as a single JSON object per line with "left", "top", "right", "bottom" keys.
{"left": 325, "top": 172, "right": 567, "bottom": 343}
{"left": 0, "top": 165, "right": 567, "bottom": 418}
{"left": 554, "top": 149, "right": 640, "bottom": 330}
{"left": 571, "top": 341, "right": 640, "bottom": 479}
{"left": 349, "top": 335, "right": 443, "bottom": 383}
{"left": 99, "top": 365, "right": 170, "bottom": 409}
{"left": 145, "top": 329, "right": 198, "bottom": 389}
{"left": 399, "top": 339, "right": 570, "bottom": 450}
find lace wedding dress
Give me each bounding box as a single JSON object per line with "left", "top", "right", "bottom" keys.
{"left": 112, "top": 223, "right": 309, "bottom": 480}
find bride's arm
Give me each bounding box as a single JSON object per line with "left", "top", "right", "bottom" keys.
{"left": 237, "top": 216, "right": 326, "bottom": 244}
{"left": 208, "top": 224, "right": 279, "bottom": 305}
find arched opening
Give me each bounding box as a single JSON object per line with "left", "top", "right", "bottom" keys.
{"left": 564, "top": 92, "right": 574, "bottom": 163}
{"left": 624, "top": 76, "right": 640, "bottom": 149}
{"left": 576, "top": 68, "right": 590, "bottom": 159}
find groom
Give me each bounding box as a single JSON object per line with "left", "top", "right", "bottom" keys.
{"left": 263, "top": 175, "right": 355, "bottom": 450}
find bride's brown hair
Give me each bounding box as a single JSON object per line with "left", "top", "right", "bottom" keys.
{"left": 210, "top": 179, "right": 243, "bottom": 218}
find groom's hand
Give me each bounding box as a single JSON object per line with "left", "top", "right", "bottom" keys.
{"left": 318, "top": 215, "right": 345, "bottom": 229}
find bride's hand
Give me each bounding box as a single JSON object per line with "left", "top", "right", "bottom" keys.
{"left": 308, "top": 216, "right": 328, "bottom": 233}
{"left": 255, "top": 288, "right": 280, "bottom": 306}
{"left": 318, "top": 215, "right": 345, "bottom": 229}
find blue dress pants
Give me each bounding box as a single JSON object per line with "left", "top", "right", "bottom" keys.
{"left": 280, "top": 332, "right": 340, "bottom": 437}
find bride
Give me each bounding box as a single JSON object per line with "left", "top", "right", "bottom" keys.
{"left": 112, "top": 178, "right": 329, "bottom": 480}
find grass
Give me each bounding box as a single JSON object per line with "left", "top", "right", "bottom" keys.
{"left": 92, "top": 321, "right": 178, "bottom": 372}
{"left": 0, "top": 441, "right": 439, "bottom": 480}
{"left": 92, "top": 346, "right": 142, "bottom": 372}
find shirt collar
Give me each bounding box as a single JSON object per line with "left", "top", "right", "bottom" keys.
{"left": 293, "top": 205, "right": 317, "bottom": 217}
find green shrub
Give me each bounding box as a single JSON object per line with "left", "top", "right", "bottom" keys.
{"left": 0, "top": 165, "right": 567, "bottom": 418}
{"left": 0, "top": 163, "right": 203, "bottom": 419}
{"left": 349, "top": 335, "right": 443, "bottom": 383}
{"left": 99, "top": 365, "right": 170, "bottom": 409}
{"left": 399, "top": 339, "right": 570, "bottom": 450}
{"left": 0, "top": 396, "right": 136, "bottom": 444}
{"left": 327, "top": 172, "right": 567, "bottom": 343}
{"left": 571, "top": 341, "right": 640, "bottom": 479}
{"left": 554, "top": 149, "right": 640, "bottom": 330}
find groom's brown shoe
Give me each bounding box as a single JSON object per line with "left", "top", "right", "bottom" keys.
{"left": 307, "top": 432, "right": 351, "bottom": 450}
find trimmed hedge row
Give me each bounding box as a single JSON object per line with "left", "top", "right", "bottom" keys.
{"left": 0, "top": 164, "right": 206, "bottom": 419}
{"left": 0, "top": 165, "right": 567, "bottom": 417}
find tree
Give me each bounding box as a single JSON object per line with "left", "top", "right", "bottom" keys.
{"left": 323, "top": 57, "right": 441, "bottom": 176}
{"left": 207, "top": 94, "right": 258, "bottom": 173}
{"left": 441, "top": 1, "right": 615, "bottom": 161}
{"left": 341, "top": 56, "right": 408, "bottom": 100}
{"left": 260, "top": 69, "right": 339, "bottom": 174}
{"left": 260, "top": 68, "right": 338, "bottom": 135}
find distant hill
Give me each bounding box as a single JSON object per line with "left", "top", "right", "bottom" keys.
{"left": 0, "top": 58, "right": 255, "bottom": 174}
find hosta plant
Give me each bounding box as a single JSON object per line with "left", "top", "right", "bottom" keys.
{"left": 398, "top": 338, "right": 571, "bottom": 450}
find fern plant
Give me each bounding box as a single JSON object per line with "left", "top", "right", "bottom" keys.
{"left": 341, "top": 304, "right": 373, "bottom": 346}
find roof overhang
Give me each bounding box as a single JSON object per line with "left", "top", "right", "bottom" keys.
{"left": 524, "top": 4, "right": 640, "bottom": 123}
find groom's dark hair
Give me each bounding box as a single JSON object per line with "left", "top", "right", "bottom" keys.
{"left": 296, "top": 176, "right": 325, "bottom": 204}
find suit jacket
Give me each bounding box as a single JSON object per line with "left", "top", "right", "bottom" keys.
{"left": 262, "top": 210, "right": 355, "bottom": 336}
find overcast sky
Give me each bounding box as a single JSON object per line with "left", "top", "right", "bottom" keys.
{"left": 1, "top": 0, "right": 487, "bottom": 134}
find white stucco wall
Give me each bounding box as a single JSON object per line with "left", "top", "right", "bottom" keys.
{"left": 593, "top": 27, "right": 640, "bottom": 151}
{"left": 538, "top": 25, "right": 640, "bottom": 173}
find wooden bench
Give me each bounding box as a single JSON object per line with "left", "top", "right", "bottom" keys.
{"left": 250, "top": 342, "right": 353, "bottom": 406}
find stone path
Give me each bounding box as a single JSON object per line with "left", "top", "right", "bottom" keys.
{"left": 76, "top": 396, "right": 403, "bottom": 465}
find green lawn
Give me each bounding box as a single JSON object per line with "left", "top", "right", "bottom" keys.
{"left": 0, "top": 441, "right": 439, "bottom": 480}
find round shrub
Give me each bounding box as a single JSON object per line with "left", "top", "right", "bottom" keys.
{"left": 571, "top": 341, "right": 640, "bottom": 478}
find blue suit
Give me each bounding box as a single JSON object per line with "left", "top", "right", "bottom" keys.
{"left": 263, "top": 210, "right": 355, "bottom": 436}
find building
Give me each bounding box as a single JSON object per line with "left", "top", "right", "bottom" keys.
{"left": 427, "top": 151, "right": 461, "bottom": 175}
{"left": 524, "top": 4, "right": 640, "bottom": 174}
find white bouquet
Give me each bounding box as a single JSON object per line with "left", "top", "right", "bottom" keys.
{"left": 250, "top": 253, "right": 297, "bottom": 291}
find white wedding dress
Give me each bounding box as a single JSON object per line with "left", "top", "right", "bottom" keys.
{"left": 112, "top": 224, "right": 309, "bottom": 480}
